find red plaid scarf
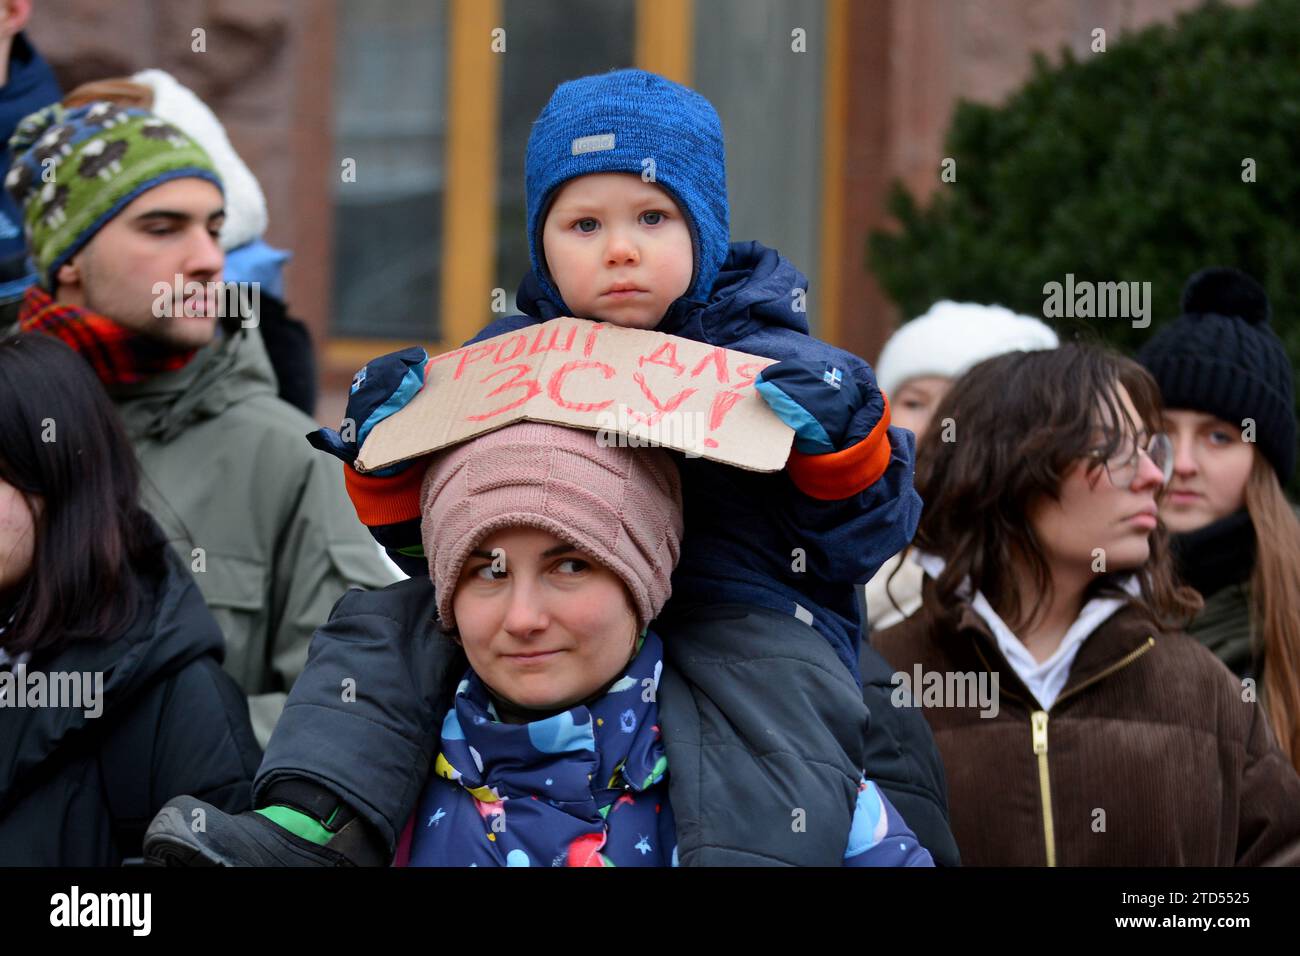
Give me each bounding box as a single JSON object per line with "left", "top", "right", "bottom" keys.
{"left": 18, "top": 286, "right": 198, "bottom": 388}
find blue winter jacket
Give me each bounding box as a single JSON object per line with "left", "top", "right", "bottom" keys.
{"left": 0, "top": 34, "right": 61, "bottom": 300}
{"left": 463, "top": 241, "right": 922, "bottom": 681}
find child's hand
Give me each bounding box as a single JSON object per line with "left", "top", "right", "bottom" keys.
{"left": 307, "top": 346, "right": 428, "bottom": 475}
{"left": 307, "top": 347, "right": 431, "bottom": 576}
{"left": 755, "top": 359, "right": 874, "bottom": 454}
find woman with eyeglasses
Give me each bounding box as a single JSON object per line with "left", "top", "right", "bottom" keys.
{"left": 864, "top": 302, "right": 1059, "bottom": 632}
{"left": 1137, "top": 268, "right": 1300, "bottom": 775}
{"left": 871, "top": 342, "right": 1300, "bottom": 865}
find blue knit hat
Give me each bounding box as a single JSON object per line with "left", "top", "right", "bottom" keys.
{"left": 524, "top": 69, "right": 730, "bottom": 310}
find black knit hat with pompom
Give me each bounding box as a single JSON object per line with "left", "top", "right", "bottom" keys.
{"left": 1137, "top": 267, "right": 1295, "bottom": 483}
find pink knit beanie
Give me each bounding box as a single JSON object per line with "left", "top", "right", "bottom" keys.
{"left": 420, "top": 422, "right": 684, "bottom": 632}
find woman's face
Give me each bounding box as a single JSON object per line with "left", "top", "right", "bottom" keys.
{"left": 1157, "top": 409, "right": 1253, "bottom": 534}
{"left": 451, "top": 526, "right": 640, "bottom": 712}
{"left": 0, "top": 478, "right": 37, "bottom": 599}
{"left": 890, "top": 375, "right": 952, "bottom": 442}
{"left": 1028, "top": 385, "right": 1169, "bottom": 578}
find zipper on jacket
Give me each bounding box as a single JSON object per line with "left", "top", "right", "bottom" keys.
{"left": 1051, "top": 636, "right": 1155, "bottom": 709}
{"left": 1029, "top": 637, "right": 1155, "bottom": 868}
{"left": 1030, "top": 710, "right": 1055, "bottom": 867}
{"left": 974, "top": 629, "right": 1156, "bottom": 866}
{"left": 974, "top": 638, "right": 1059, "bottom": 865}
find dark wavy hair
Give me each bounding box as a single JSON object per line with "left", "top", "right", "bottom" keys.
{"left": 0, "top": 333, "right": 167, "bottom": 656}
{"left": 905, "top": 342, "right": 1202, "bottom": 633}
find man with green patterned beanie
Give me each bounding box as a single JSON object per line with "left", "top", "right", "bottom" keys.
{"left": 3, "top": 98, "right": 398, "bottom": 747}
{"left": 6, "top": 101, "right": 227, "bottom": 374}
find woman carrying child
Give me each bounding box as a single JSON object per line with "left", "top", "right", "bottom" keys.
{"left": 150, "top": 422, "right": 933, "bottom": 867}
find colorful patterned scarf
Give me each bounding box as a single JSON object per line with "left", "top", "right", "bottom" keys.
{"left": 18, "top": 285, "right": 198, "bottom": 387}
{"left": 405, "top": 630, "right": 676, "bottom": 867}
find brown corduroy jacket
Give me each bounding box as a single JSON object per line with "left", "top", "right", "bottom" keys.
{"left": 872, "top": 585, "right": 1300, "bottom": 866}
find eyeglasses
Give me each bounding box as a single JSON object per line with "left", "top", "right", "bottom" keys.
{"left": 1087, "top": 432, "right": 1174, "bottom": 489}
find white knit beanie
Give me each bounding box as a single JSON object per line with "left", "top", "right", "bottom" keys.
{"left": 131, "top": 69, "right": 268, "bottom": 251}
{"left": 876, "top": 301, "right": 1060, "bottom": 396}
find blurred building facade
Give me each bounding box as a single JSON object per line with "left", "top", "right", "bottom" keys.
{"left": 28, "top": 0, "right": 1246, "bottom": 423}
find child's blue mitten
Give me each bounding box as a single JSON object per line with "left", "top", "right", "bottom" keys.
{"left": 306, "top": 346, "right": 430, "bottom": 575}
{"left": 755, "top": 359, "right": 895, "bottom": 501}
{"left": 307, "top": 345, "right": 428, "bottom": 474}
{"left": 755, "top": 359, "right": 873, "bottom": 454}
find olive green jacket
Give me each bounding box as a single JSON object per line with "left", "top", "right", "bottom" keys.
{"left": 109, "top": 326, "right": 399, "bottom": 747}
{"left": 1186, "top": 582, "right": 1256, "bottom": 680}
{"left": 1182, "top": 502, "right": 1300, "bottom": 683}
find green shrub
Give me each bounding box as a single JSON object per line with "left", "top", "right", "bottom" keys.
{"left": 869, "top": 0, "right": 1300, "bottom": 394}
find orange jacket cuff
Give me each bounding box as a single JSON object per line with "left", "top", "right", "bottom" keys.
{"left": 785, "top": 393, "right": 893, "bottom": 501}
{"left": 343, "top": 459, "right": 428, "bottom": 527}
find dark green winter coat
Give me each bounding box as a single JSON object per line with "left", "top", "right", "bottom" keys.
{"left": 109, "top": 326, "right": 398, "bottom": 746}
{"left": 1187, "top": 582, "right": 1255, "bottom": 678}
{"left": 1171, "top": 507, "right": 1281, "bottom": 682}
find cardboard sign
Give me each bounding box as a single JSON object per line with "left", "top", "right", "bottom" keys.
{"left": 355, "top": 316, "right": 794, "bottom": 473}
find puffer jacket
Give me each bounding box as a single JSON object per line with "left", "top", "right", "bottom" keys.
{"left": 873, "top": 579, "right": 1300, "bottom": 866}
{"left": 0, "top": 541, "right": 262, "bottom": 866}
{"left": 256, "top": 577, "right": 960, "bottom": 866}
{"left": 395, "top": 626, "right": 932, "bottom": 867}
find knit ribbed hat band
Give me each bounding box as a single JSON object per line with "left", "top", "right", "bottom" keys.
{"left": 420, "top": 422, "right": 684, "bottom": 632}
{"left": 525, "top": 69, "right": 730, "bottom": 310}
